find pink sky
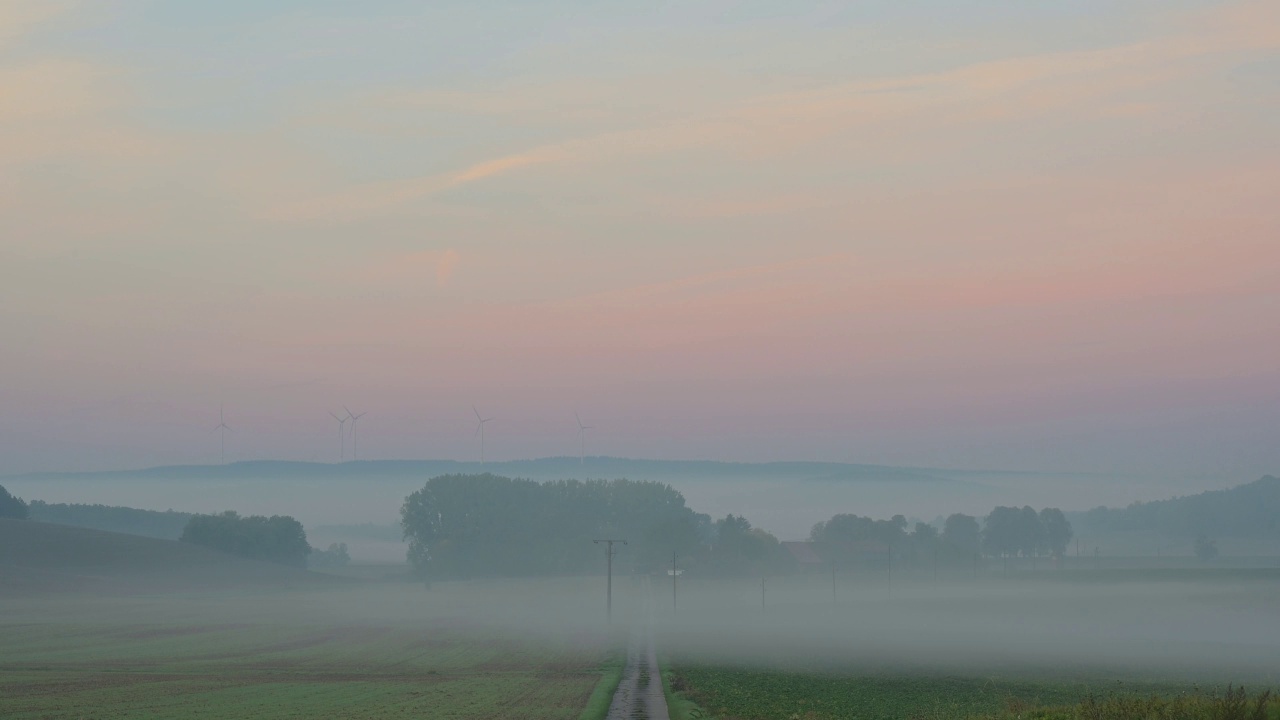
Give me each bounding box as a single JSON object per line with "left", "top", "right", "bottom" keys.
{"left": 1, "top": 1, "right": 1277, "bottom": 477}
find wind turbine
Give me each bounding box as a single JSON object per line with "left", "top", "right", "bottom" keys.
{"left": 345, "top": 406, "right": 366, "bottom": 460}
{"left": 213, "top": 403, "right": 232, "bottom": 465}
{"left": 329, "top": 411, "right": 348, "bottom": 462}
{"left": 473, "top": 406, "right": 493, "bottom": 465}
{"left": 575, "top": 411, "right": 593, "bottom": 465}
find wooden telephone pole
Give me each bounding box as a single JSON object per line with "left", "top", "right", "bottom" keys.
{"left": 594, "top": 539, "right": 627, "bottom": 622}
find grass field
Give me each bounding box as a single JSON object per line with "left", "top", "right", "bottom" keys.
{"left": 0, "top": 519, "right": 636, "bottom": 719}
{"left": 0, "top": 607, "right": 614, "bottom": 719}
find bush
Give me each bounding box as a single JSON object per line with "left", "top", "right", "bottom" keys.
{"left": 309, "top": 542, "right": 351, "bottom": 568}
{"left": 1195, "top": 534, "right": 1220, "bottom": 562}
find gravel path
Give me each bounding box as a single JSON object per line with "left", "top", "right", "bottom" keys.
{"left": 604, "top": 623, "right": 668, "bottom": 720}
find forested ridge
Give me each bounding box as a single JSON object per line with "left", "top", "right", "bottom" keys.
{"left": 1074, "top": 476, "right": 1280, "bottom": 538}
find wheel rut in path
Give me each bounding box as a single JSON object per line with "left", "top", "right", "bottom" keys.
{"left": 604, "top": 623, "right": 668, "bottom": 720}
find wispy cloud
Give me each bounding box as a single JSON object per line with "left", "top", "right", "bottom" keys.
{"left": 265, "top": 150, "right": 558, "bottom": 222}
{"left": 269, "top": 0, "right": 1280, "bottom": 223}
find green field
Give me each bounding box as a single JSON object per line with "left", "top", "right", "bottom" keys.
{"left": 0, "top": 606, "right": 613, "bottom": 719}
{"left": 7, "top": 519, "right": 1280, "bottom": 720}
{"left": 0, "top": 519, "right": 633, "bottom": 720}
{"left": 668, "top": 666, "right": 1187, "bottom": 720}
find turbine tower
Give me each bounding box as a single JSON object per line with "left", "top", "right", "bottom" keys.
{"left": 213, "top": 403, "right": 232, "bottom": 465}
{"left": 329, "top": 411, "right": 348, "bottom": 462}
{"left": 345, "top": 406, "right": 366, "bottom": 461}
{"left": 575, "top": 411, "right": 593, "bottom": 465}
{"left": 473, "top": 406, "right": 493, "bottom": 465}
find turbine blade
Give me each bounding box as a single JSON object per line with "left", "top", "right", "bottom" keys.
{"left": 473, "top": 405, "right": 482, "bottom": 422}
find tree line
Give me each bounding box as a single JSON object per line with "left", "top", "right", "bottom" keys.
{"left": 808, "top": 506, "right": 1070, "bottom": 571}
{"left": 179, "top": 511, "right": 311, "bottom": 568}
{"left": 400, "top": 474, "right": 800, "bottom": 579}
{"left": 399, "top": 474, "right": 1075, "bottom": 579}
{"left": 27, "top": 501, "right": 191, "bottom": 539}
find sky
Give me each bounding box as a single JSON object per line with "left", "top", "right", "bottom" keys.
{"left": 1, "top": 0, "right": 1277, "bottom": 478}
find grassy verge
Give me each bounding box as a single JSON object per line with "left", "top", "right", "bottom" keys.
{"left": 578, "top": 649, "right": 626, "bottom": 720}
{"left": 663, "top": 667, "right": 711, "bottom": 720}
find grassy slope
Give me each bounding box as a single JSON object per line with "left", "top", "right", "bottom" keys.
{"left": 0, "top": 518, "right": 343, "bottom": 595}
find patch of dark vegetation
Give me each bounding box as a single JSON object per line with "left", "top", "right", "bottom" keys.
{"left": 180, "top": 511, "right": 311, "bottom": 567}
{"left": 0, "top": 484, "right": 28, "bottom": 519}
{"left": 26, "top": 501, "right": 190, "bottom": 539}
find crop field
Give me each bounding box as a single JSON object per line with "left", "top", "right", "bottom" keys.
{"left": 666, "top": 665, "right": 1224, "bottom": 720}
{"left": 0, "top": 589, "right": 615, "bottom": 720}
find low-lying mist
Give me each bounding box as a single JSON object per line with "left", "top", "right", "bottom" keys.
{"left": 10, "top": 571, "right": 1278, "bottom": 684}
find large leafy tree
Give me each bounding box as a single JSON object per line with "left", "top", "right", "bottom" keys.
{"left": 0, "top": 484, "right": 28, "bottom": 519}
{"left": 401, "top": 474, "right": 707, "bottom": 579}
{"left": 982, "top": 506, "right": 1022, "bottom": 558}
{"left": 1018, "top": 505, "right": 1046, "bottom": 558}
{"left": 1038, "top": 507, "right": 1072, "bottom": 558}
{"left": 942, "top": 514, "right": 980, "bottom": 556}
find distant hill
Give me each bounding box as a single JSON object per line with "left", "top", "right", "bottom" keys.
{"left": 0, "top": 519, "right": 347, "bottom": 597}
{"left": 27, "top": 501, "right": 192, "bottom": 540}
{"left": 4, "top": 457, "right": 967, "bottom": 484}
{"left": 1072, "top": 476, "right": 1280, "bottom": 539}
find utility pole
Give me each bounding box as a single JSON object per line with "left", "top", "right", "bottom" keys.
{"left": 672, "top": 551, "right": 678, "bottom": 614}
{"left": 831, "top": 563, "right": 837, "bottom": 605}
{"left": 594, "top": 539, "right": 626, "bottom": 622}
{"left": 886, "top": 545, "right": 892, "bottom": 598}
{"left": 761, "top": 577, "right": 766, "bottom": 611}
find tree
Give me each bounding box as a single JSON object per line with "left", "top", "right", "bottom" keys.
{"left": 942, "top": 514, "right": 980, "bottom": 557}
{"left": 1038, "top": 508, "right": 1072, "bottom": 559}
{"left": 982, "top": 507, "right": 1022, "bottom": 559}
{"left": 400, "top": 474, "right": 707, "bottom": 580}
{"left": 180, "top": 511, "right": 311, "bottom": 567}
{"left": 910, "top": 522, "right": 939, "bottom": 568}
{"left": 811, "top": 513, "right": 907, "bottom": 569}
{"left": 1018, "top": 506, "right": 1046, "bottom": 558}
{"left": 0, "top": 484, "right": 28, "bottom": 519}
